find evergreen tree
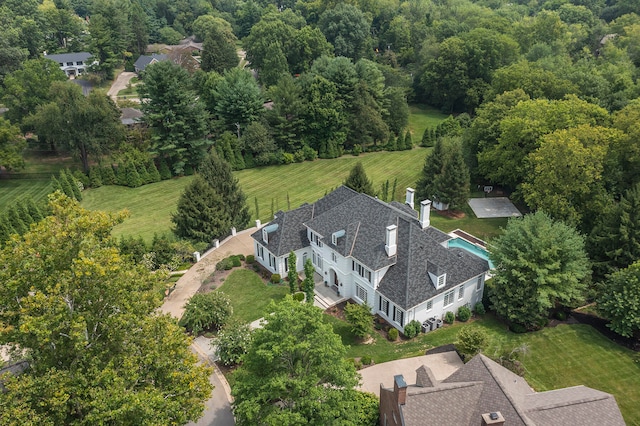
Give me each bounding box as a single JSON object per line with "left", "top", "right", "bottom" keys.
{"left": 404, "top": 130, "right": 413, "bottom": 150}
{"left": 58, "top": 170, "right": 77, "bottom": 200}
{"left": 391, "top": 178, "right": 398, "bottom": 202}
{"left": 380, "top": 179, "right": 390, "bottom": 202}
{"left": 0, "top": 221, "right": 12, "bottom": 246}
{"left": 147, "top": 159, "right": 161, "bottom": 182}
{"left": 386, "top": 133, "right": 396, "bottom": 151}
{"left": 344, "top": 162, "right": 375, "bottom": 196}
{"left": 243, "top": 151, "right": 255, "bottom": 169}
{"left": 416, "top": 137, "right": 446, "bottom": 202}
{"left": 50, "top": 175, "right": 62, "bottom": 193}
{"left": 201, "top": 29, "right": 239, "bottom": 74}
{"left": 172, "top": 176, "right": 232, "bottom": 243}
{"left": 158, "top": 158, "right": 172, "bottom": 180}
{"left": 288, "top": 251, "right": 298, "bottom": 294}
{"left": 421, "top": 128, "right": 430, "bottom": 147}
{"left": 16, "top": 200, "right": 34, "bottom": 227}
{"left": 89, "top": 166, "right": 103, "bottom": 187}
{"left": 125, "top": 161, "right": 142, "bottom": 188}
{"left": 259, "top": 42, "right": 289, "bottom": 88}
{"left": 116, "top": 163, "right": 127, "bottom": 186}
{"left": 254, "top": 197, "right": 260, "bottom": 220}
{"left": 395, "top": 134, "right": 404, "bottom": 151}
{"left": 102, "top": 165, "right": 117, "bottom": 185}
{"left": 25, "top": 198, "right": 43, "bottom": 222}
{"left": 432, "top": 139, "right": 470, "bottom": 208}
{"left": 137, "top": 160, "right": 151, "bottom": 185}
{"left": 303, "top": 258, "right": 315, "bottom": 303}
{"left": 234, "top": 141, "right": 245, "bottom": 170}
{"left": 198, "top": 152, "right": 251, "bottom": 231}
{"left": 64, "top": 169, "right": 82, "bottom": 201}
{"left": 7, "top": 205, "right": 27, "bottom": 235}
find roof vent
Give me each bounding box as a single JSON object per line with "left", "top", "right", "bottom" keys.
{"left": 482, "top": 411, "right": 505, "bottom": 426}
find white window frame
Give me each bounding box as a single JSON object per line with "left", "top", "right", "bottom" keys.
{"left": 476, "top": 276, "right": 483, "bottom": 291}
{"left": 379, "top": 296, "right": 389, "bottom": 316}
{"left": 426, "top": 299, "right": 433, "bottom": 311}
{"left": 331, "top": 252, "right": 337, "bottom": 263}
{"left": 437, "top": 274, "right": 445, "bottom": 288}
{"left": 444, "top": 289, "right": 455, "bottom": 307}
{"left": 458, "top": 285, "right": 464, "bottom": 300}
{"left": 352, "top": 260, "right": 372, "bottom": 283}
{"left": 392, "top": 305, "right": 404, "bottom": 326}
{"left": 257, "top": 245, "right": 264, "bottom": 260}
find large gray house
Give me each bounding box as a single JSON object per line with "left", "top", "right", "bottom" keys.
{"left": 252, "top": 186, "right": 490, "bottom": 333}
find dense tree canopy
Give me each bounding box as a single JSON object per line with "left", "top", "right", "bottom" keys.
{"left": 489, "top": 212, "right": 590, "bottom": 328}
{"left": 0, "top": 192, "right": 212, "bottom": 425}
{"left": 232, "top": 296, "right": 374, "bottom": 425}
{"left": 597, "top": 260, "right": 640, "bottom": 338}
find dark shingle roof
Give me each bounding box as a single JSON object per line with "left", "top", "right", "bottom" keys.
{"left": 251, "top": 204, "right": 313, "bottom": 256}
{"left": 388, "top": 355, "right": 625, "bottom": 426}
{"left": 377, "top": 218, "right": 489, "bottom": 310}
{"left": 44, "top": 52, "right": 93, "bottom": 63}
{"left": 134, "top": 54, "right": 168, "bottom": 72}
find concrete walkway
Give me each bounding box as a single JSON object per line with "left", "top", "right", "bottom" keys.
{"left": 358, "top": 351, "right": 463, "bottom": 396}
{"left": 160, "top": 228, "right": 256, "bottom": 426}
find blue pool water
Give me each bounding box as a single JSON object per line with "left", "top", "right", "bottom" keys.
{"left": 448, "top": 237, "right": 495, "bottom": 269}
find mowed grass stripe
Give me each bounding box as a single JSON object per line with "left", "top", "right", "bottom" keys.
{"left": 0, "top": 180, "right": 52, "bottom": 211}
{"left": 408, "top": 104, "right": 449, "bottom": 140}
{"left": 237, "top": 148, "right": 429, "bottom": 223}
{"left": 81, "top": 149, "right": 429, "bottom": 242}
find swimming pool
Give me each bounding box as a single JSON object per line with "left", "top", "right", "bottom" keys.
{"left": 448, "top": 237, "right": 495, "bottom": 269}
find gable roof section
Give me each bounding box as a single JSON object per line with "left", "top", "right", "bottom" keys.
{"left": 134, "top": 54, "right": 168, "bottom": 72}
{"left": 44, "top": 52, "right": 93, "bottom": 63}
{"left": 250, "top": 204, "right": 313, "bottom": 256}
{"left": 377, "top": 219, "right": 489, "bottom": 310}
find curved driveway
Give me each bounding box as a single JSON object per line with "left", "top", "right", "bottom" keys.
{"left": 160, "top": 228, "right": 257, "bottom": 426}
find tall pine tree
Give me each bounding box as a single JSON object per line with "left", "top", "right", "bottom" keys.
{"left": 344, "top": 162, "right": 375, "bottom": 196}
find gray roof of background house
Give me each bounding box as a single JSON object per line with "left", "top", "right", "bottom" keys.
{"left": 44, "top": 52, "right": 93, "bottom": 63}
{"left": 120, "top": 108, "right": 143, "bottom": 125}
{"left": 134, "top": 54, "right": 168, "bottom": 72}
{"left": 384, "top": 354, "right": 625, "bottom": 426}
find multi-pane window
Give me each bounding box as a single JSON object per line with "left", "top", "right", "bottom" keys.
{"left": 458, "top": 285, "right": 464, "bottom": 300}
{"left": 437, "top": 274, "right": 445, "bottom": 288}
{"left": 312, "top": 251, "right": 323, "bottom": 268}
{"left": 310, "top": 231, "right": 323, "bottom": 247}
{"left": 426, "top": 300, "right": 433, "bottom": 311}
{"left": 444, "top": 289, "right": 455, "bottom": 307}
{"left": 332, "top": 252, "right": 337, "bottom": 262}
{"left": 268, "top": 253, "right": 276, "bottom": 269}
{"left": 476, "top": 276, "right": 483, "bottom": 291}
{"left": 356, "top": 284, "right": 367, "bottom": 302}
{"left": 352, "top": 260, "right": 372, "bottom": 282}
{"left": 257, "top": 245, "right": 264, "bottom": 260}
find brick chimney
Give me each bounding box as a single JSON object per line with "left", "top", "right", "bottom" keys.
{"left": 385, "top": 225, "right": 397, "bottom": 257}
{"left": 482, "top": 412, "right": 505, "bottom": 426}
{"left": 394, "top": 375, "right": 407, "bottom": 406}
{"left": 405, "top": 188, "right": 415, "bottom": 209}
{"left": 419, "top": 199, "right": 431, "bottom": 229}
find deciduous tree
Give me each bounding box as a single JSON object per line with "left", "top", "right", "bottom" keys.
{"left": 597, "top": 261, "right": 640, "bottom": 338}
{"left": 489, "top": 211, "right": 590, "bottom": 328}
{"left": 0, "top": 192, "right": 212, "bottom": 425}
{"left": 232, "top": 296, "right": 361, "bottom": 424}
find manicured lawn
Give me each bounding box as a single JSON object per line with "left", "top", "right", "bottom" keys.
{"left": 430, "top": 214, "right": 507, "bottom": 242}
{"left": 216, "top": 269, "right": 289, "bottom": 323}
{"left": 236, "top": 148, "right": 428, "bottom": 223}
{"left": 408, "top": 104, "right": 449, "bottom": 141}
{"left": 326, "top": 313, "right": 640, "bottom": 424}
{"left": 81, "top": 177, "right": 194, "bottom": 242}
{"left": 0, "top": 179, "right": 52, "bottom": 211}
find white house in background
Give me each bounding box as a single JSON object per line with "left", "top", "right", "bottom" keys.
{"left": 44, "top": 52, "right": 95, "bottom": 77}
{"left": 251, "top": 186, "right": 490, "bottom": 333}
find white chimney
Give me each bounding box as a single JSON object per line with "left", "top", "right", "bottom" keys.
{"left": 420, "top": 200, "right": 431, "bottom": 229}
{"left": 405, "top": 188, "right": 415, "bottom": 209}
{"left": 385, "top": 225, "right": 397, "bottom": 257}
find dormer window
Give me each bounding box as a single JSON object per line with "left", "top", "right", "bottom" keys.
{"left": 428, "top": 261, "right": 446, "bottom": 289}
{"left": 437, "top": 274, "right": 446, "bottom": 289}
{"left": 262, "top": 224, "right": 279, "bottom": 244}
{"left": 331, "top": 229, "right": 345, "bottom": 245}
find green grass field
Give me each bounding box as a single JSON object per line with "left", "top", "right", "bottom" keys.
{"left": 408, "top": 104, "right": 449, "bottom": 141}
{"left": 216, "top": 269, "right": 289, "bottom": 323}
{"left": 324, "top": 314, "right": 640, "bottom": 424}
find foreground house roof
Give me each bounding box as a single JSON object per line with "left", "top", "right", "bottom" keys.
{"left": 380, "top": 354, "right": 625, "bottom": 426}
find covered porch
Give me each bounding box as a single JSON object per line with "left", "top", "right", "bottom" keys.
{"left": 313, "top": 272, "right": 346, "bottom": 310}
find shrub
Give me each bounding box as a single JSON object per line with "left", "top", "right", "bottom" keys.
{"left": 344, "top": 302, "right": 374, "bottom": 339}
{"left": 555, "top": 310, "right": 567, "bottom": 321}
{"left": 474, "top": 302, "right": 486, "bottom": 316}
{"left": 101, "top": 165, "right": 117, "bottom": 185}
{"left": 403, "top": 320, "right": 421, "bottom": 339}
{"left": 89, "top": 166, "right": 102, "bottom": 187}
{"left": 179, "top": 291, "right": 233, "bottom": 334}
{"left": 292, "top": 291, "right": 305, "bottom": 302}
{"left": 238, "top": 254, "right": 246, "bottom": 261}
{"left": 444, "top": 311, "right": 455, "bottom": 324}
{"left": 293, "top": 150, "right": 305, "bottom": 163}
{"left": 387, "top": 327, "right": 399, "bottom": 341}
{"left": 281, "top": 152, "right": 294, "bottom": 164}
{"left": 509, "top": 323, "right": 527, "bottom": 333}
{"left": 302, "top": 145, "right": 317, "bottom": 161}
{"left": 270, "top": 273, "right": 281, "bottom": 284}
{"left": 456, "top": 327, "right": 488, "bottom": 361}
{"left": 231, "top": 255, "right": 242, "bottom": 267}
{"left": 158, "top": 158, "right": 172, "bottom": 180}
{"left": 246, "top": 255, "right": 255, "bottom": 264}
{"left": 352, "top": 145, "right": 362, "bottom": 156}
{"left": 360, "top": 355, "right": 372, "bottom": 366}
{"left": 213, "top": 321, "right": 253, "bottom": 366}
{"left": 73, "top": 170, "right": 90, "bottom": 187}
{"left": 457, "top": 306, "right": 472, "bottom": 322}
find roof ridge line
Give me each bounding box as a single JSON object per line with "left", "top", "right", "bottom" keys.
{"left": 349, "top": 222, "right": 360, "bottom": 257}
{"left": 527, "top": 394, "right": 612, "bottom": 412}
